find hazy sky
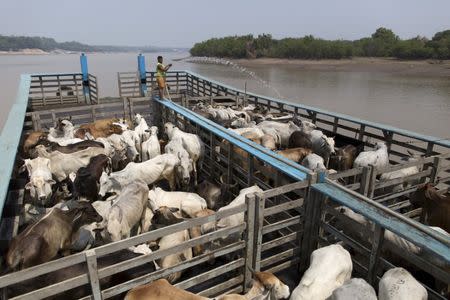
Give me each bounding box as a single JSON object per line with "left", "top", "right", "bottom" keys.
{"left": 1, "top": 0, "right": 449, "bottom": 48}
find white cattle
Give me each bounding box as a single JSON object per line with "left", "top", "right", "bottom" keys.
{"left": 158, "top": 228, "right": 192, "bottom": 283}
{"left": 47, "top": 120, "right": 85, "bottom": 145}
{"left": 335, "top": 206, "right": 450, "bottom": 269}
{"left": 329, "top": 278, "right": 377, "bottom": 300}
{"left": 165, "top": 139, "right": 193, "bottom": 188}
{"left": 217, "top": 185, "right": 263, "bottom": 247}
{"left": 229, "top": 126, "right": 264, "bottom": 139}
{"left": 380, "top": 156, "right": 421, "bottom": 193}
{"left": 309, "top": 130, "right": 336, "bottom": 163}
{"left": 257, "top": 120, "right": 300, "bottom": 147}
{"left": 34, "top": 145, "right": 106, "bottom": 182}
{"left": 95, "top": 137, "right": 116, "bottom": 158}
{"left": 164, "top": 122, "right": 205, "bottom": 184}
{"left": 379, "top": 267, "right": 427, "bottom": 300}
{"left": 296, "top": 119, "right": 317, "bottom": 134}
{"left": 230, "top": 118, "right": 256, "bottom": 128}
{"left": 141, "top": 126, "right": 161, "bottom": 161}
{"left": 301, "top": 153, "right": 327, "bottom": 171}
{"left": 102, "top": 134, "right": 129, "bottom": 168}
{"left": 133, "top": 114, "right": 150, "bottom": 139}
{"left": 121, "top": 130, "right": 140, "bottom": 161}
{"left": 22, "top": 157, "right": 55, "bottom": 205}
{"left": 148, "top": 187, "right": 207, "bottom": 217}
{"left": 290, "top": 244, "right": 352, "bottom": 300}
{"left": 106, "top": 181, "right": 149, "bottom": 242}
{"left": 354, "top": 142, "right": 389, "bottom": 170}
{"left": 98, "top": 153, "right": 181, "bottom": 196}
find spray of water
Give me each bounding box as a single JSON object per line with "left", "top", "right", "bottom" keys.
{"left": 184, "top": 56, "right": 283, "bottom": 99}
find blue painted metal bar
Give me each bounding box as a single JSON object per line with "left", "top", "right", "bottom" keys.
{"left": 80, "top": 53, "right": 90, "bottom": 99}
{"left": 0, "top": 74, "right": 31, "bottom": 215}
{"left": 138, "top": 54, "right": 147, "bottom": 96}
{"left": 80, "top": 53, "right": 89, "bottom": 81}
{"left": 154, "top": 97, "right": 312, "bottom": 181}
{"left": 184, "top": 71, "right": 450, "bottom": 148}
{"left": 313, "top": 182, "right": 450, "bottom": 263}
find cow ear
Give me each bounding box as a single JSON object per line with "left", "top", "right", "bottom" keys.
{"left": 47, "top": 179, "right": 56, "bottom": 185}
{"left": 169, "top": 207, "right": 179, "bottom": 213}
{"left": 25, "top": 182, "right": 33, "bottom": 190}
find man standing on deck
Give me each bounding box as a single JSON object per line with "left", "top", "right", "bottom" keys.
{"left": 156, "top": 56, "right": 172, "bottom": 99}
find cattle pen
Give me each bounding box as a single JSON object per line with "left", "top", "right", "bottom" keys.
{"left": 0, "top": 54, "right": 449, "bottom": 300}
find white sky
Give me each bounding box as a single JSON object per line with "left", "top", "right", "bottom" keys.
{"left": 1, "top": 0, "right": 449, "bottom": 47}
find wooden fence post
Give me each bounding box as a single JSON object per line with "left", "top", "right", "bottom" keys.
{"left": 368, "top": 165, "right": 377, "bottom": 199}
{"left": 367, "top": 225, "right": 385, "bottom": 285}
{"left": 85, "top": 249, "right": 102, "bottom": 300}
{"left": 244, "top": 194, "right": 256, "bottom": 292}
{"left": 300, "top": 187, "right": 325, "bottom": 273}
{"left": 253, "top": 192, "right": 265, "bottom": 271}
{"left": 359, "top": 166, "right": 372, "bottom": 196}
{"left": 429, "top": 156, "right": 442, "bottom": 184}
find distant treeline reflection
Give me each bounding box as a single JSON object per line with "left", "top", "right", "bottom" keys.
{"left": 190, "top": 28, "right": 450, "bottom": 60}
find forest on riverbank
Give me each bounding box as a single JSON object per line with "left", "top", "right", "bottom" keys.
{"left": 0, "top": 35, "right": 175, "bottom": 53}
{"left": 190, "top": 28, "right": 450, "bottom": 60}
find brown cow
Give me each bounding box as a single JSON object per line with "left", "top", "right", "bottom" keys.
{"left": 410, "top": 184, "right": 450, "bottom": 232}
{"left": 124, "top": 271, "right": 290, "bottom": 300}
{"left": 22, "top": 131, "right": 47, "bottom": 156}
{"left": 6, "top": 201, "right": 102, "bottom": 270}
{"left": 188, "top": 209, "right": 216, "bottom": 259}
{"left": 75, "top": 118, "right": 123, "bottom": 139}
{"left": 329, "top": 144, "right": 358, "bottom": 172}
{"left": 276, "top": 147, "right": 312, "bottom": 163}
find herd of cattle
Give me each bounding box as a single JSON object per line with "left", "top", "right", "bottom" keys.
{"left": 0, "top": 101, "right": 448, "bottom": 299}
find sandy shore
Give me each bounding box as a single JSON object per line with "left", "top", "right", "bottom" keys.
{"left": 232, "top": 57, "right": 450, "bottom": 77}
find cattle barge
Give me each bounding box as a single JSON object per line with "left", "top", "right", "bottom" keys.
{"left": 0, "top": 54, "right": 449, "bottom": 299}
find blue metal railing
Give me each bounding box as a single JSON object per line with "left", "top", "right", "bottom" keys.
{"left": 184, "top": 70, "right": 450, "bottom": 149}
{"left": 0, "top": 74, "right": 31, "bottom": 214}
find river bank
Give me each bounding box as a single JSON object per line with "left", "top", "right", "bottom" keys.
{"left": 231, "top": 57, "right": 450, "bottom": 78}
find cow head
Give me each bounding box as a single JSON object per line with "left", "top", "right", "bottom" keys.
{"left": 300, "top": 120, "right": 317, "bottom": 133}
{"left": 375, "top": 142, "right": 387, "bottom": 150}
{"left": 322, "top": 135, "right": 336, "bottom": 155}
{"left": 164, "top": 122, "right": 175, "bottom": 140}
{"left": 133, "top": 113, "right": 143, "bottom": 126}
{"left": 151, "top": 206, "right": 183, "bottom": 228}
{"left": 98, "top": 172, "right": 118, "bottom": 198}
{"left": 25, "top": 176, "right": 55, "bottom": 205}
{"left": 176, "top": 151, "right": 192, "bottom": 188}
{"left": 150, "top": 126, "right": 158, "bottom": 136}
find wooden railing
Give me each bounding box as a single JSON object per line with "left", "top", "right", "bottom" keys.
{"left": 28, "top": 73, "right": 100, "bottom": 109}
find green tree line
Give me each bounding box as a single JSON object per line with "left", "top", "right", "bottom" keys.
{"left": 0, "top": 35, "right": 178, "bottom": 53}
{"left": 0, "top": 35, "right": 96, "bottom": 52}
{"left": 190, "top": 28, "right": 450, "bottom": 60}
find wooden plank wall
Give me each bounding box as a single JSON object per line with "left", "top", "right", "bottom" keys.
{"left": 23, "top": 97, "right": 154, "bottom": 133}
{"left": 29, "top": 74, "right": 85, "bottom": 108}
{"left": 117, "top": 72, "right": 140, "bottom": 98}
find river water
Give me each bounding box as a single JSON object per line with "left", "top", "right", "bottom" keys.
{"left": 1, "top": 52, "right": 449, "bottom": 138}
